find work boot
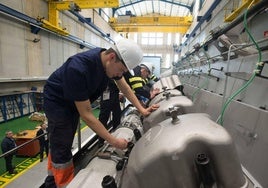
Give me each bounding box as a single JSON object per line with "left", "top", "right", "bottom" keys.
{"left": 9, "top": 170, "right": 17, "bottom": 174}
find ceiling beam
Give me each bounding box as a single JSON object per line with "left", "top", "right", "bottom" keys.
{"left": 109, "top": 15, "right": 193, "bottom": 33}
{"left": 50, "top": 0, "right": 119, "bottom": 10}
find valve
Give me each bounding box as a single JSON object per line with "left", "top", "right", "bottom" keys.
{"left": 162, "top": 86, "right": 171, "bottom": 100}
{"left": 165, "top": 106, "right": 180, "bottom": 124}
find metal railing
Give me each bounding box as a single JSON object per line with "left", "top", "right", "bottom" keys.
{"left": 0, "top": 133, "right": 46, "bottom": 158}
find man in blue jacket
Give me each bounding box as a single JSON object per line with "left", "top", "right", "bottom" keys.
{"left": 42, "top": 38, "right": 159, "bottom": 187}
{"left": 98, "top": 79, "right": 123, "bottom": 147}
{"left": 1, "top": 130, "right": 17, "bottom": 174}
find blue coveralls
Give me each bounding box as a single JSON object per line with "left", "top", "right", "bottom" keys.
{"left": 99, "top": 79, "right": 121, "bottom": 129}
{"left": 43, "top": 48, "right": 109, "bottom": 187}
{"left": 98, "top": 79, "right": 121, "bottom": 146}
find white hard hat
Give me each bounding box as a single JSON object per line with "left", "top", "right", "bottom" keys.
{"left": 113, "top": 38, "right": 143, "bottom": 72}
{"left": 140, "top": 62, "right": 154, "bottom": 74}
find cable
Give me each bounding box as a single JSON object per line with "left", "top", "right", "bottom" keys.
{"left": 220, "top": 43, "right": 247, "bottom": 110}
{"left": 217, "top": 5, "right": 262, "bottom": 126}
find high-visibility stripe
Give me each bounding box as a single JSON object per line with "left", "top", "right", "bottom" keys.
{"left": 142, "top": 79, "right": 147, "bottom": 84}
{"left": 132, "top": 83, "right": 143, "bottom": 90}
{"left": 47, "top": 153, "right": 74, "bottom": 187}
{"left": 129, "top": 77, "right": 143, "bottom": 82}
{"left": 53, "top": 163, "right": 74, "bottom": 187}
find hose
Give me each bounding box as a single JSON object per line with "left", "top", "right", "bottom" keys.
{"left": 217, "top": 2, "right": 262, "bottom": 125}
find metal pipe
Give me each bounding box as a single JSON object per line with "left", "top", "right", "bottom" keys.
{"left": 180, "top": 37, "right": 268, "bottom": 72}
{"left": 221, "top": 43, "right": 248, "bottom": 111}
{"left": 180, "top": 0, "right": 268, "bottom": 58}
{"left": 210, "top": 37, "right": 268, "bottom": 60}
{"left": 214, "top": 0, "right": 268, "bottom": 40}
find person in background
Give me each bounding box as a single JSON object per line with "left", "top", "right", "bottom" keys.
{"left": 42, "top": 38, "right": 159, "bottom": 187}
{"left": 1, "top": 130, "right": 17, "bottom": 174}
{"left": 98, "top": 79, "right": 122, "bottom": 147}
{"left": 145, "top": 73, "right": 160, "bottom": 88}
{"left": 124, "top": 62, "right": 160, "bottom": 107}
{"left": 36, "top": 123, "right": 49, "bottom": 162}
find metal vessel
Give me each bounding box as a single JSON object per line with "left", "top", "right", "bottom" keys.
{"left": 68, "top": 75, "right": 257, "bottom": 188}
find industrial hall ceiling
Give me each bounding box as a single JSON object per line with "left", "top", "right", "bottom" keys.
{"left": 20, "top": 0, "right": 195, "bottom": 34}
{"left": 109, "top": 0, "right": 195, "bottom": 33}
{"left": 115, "top": 0, "right": 194, "bottom": 17}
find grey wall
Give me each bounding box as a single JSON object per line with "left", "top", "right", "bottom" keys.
{"left": 0, "top": 0, "right": 119, "bottom": 92}
{"left": 174, "top": 0, "right": 268, "bottom": 187}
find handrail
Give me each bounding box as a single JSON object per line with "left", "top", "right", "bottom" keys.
{"left": 0, "top": 133, "right": 46, "bottom": 158}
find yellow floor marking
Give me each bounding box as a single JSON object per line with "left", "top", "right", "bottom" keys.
{"left": 0, "top": 156, "right": 41, "bottom": 188}
{"left": 0, "top": 126, "right": 89, "bottom": 187}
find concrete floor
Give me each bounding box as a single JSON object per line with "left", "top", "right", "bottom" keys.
{"left": 5, "top": 127, "right": 96, "bottom": 188}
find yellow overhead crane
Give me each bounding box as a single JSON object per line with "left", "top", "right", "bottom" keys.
{"left": 109, "top": 15, "right": 193, "bottom": 33}
{"left": 40, "top": 0, "right": 119, "bottom": 35}
{"left": 41, "top": 0, "right": 192, "bottom": 35}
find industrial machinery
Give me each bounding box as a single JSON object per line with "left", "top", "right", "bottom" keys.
{"left": 68, "top": 75, "right": 254, "bottom": 188}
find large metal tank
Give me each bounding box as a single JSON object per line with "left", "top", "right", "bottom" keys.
{"left": 153, "top": 74, "right": 183, "bottom": 93}
{"left": 143, "top": 88, "right": 193, "bottom": 132}
{"left": 121, "top": 113, "right": 248, "bottom": 188}
{"left": 68, "top": 75, "right": 250, "bottom": 188}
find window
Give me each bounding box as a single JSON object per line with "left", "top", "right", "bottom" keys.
{"left": 167, "top": 33, "right": 172, "bottom": 45}
{"left": 175, "top": 33, "right": 181, "bottom": 44}
{"left": 133, "top": 33, "right": 138, "bottom": 43}
{"left": 141, "top": 32, "right": 163, "bottom": 45}
{"left": 165, "top": 54, "right": 171, "bottom": 68}
{"left": 174, "top": 54, "right": 179, "bottom": 62}
{"left": 102, "top": 8, "right": 110, "bottom": 22}
{"left": 199, "top": 0, "right": 206, "bottom": 11}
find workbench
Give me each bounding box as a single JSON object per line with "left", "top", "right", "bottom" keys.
{"left": 14, "top": 129, "right": 40, "bottom": 157}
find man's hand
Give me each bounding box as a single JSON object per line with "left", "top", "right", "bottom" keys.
{"left": 150, "top": 88, "right": 160, "bottom": 99}
{"left": 142, "top": 103, "right": 160, "bottom": 116}
{"left": 119, "top": 93, "right": 126, "bottom": 103}
{"left": 149, "top": 104, "right": 159, "bottom": 112}
{"left": 110, "top": 138, "right": 128, "bottom": 150}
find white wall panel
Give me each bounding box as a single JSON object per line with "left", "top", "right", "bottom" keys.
{"left": 0, "top": 16, "right": 27, "bottom": 77}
